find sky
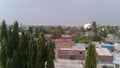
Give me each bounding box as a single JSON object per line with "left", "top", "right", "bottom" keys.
{"left": 0, "top": 0, "right": 120, "bottom": 26}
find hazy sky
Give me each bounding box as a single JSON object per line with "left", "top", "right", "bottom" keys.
{"left": 0, "top": 0, "right": 120, "bottom": 26}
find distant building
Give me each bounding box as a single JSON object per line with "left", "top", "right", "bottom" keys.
{"left": 58, "top": 46, "right": 85, "bottom": 60}
{"left": 61, "top": 34, "right": 73, "bottom": 40}
{"left": 44, "top": 34, "right": 53, "bottom": 40}
{"left": 113, "top": 53, "right": 120, "bottom": 68}
{"left": 104, "top": 34, "right": 120, "bottom": 43}
{"left": 96, "top": 48, "right": 113, "bottom": 63}
{"left": 114, "top": 43, "right": 120, "bottom": 51}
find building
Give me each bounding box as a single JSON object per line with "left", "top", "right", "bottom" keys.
{"left": 101, "top": 44, "right": 114, "bottom": 52}
{"left": 114, "top": 43, "right": 120, "bottom": 51}
{"left": 53, "top": 38, "right": 74, "bottom": 59}
{"left": 113, "top": 53, "right": 120, "bottom": 68}
{"left": 54, "top": 59, "right": 83, "bottom": 68}
{"left": 97, "top": 64, "right": 115, "bottom": 68}
{"left": 58, "top": 46, "right": 85, "bottom": 60}
{"left": 96, "top": 48, "right": 113, "bottom": 63}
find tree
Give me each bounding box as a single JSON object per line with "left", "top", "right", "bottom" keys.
{"left": 28, "top": 35, "right": 37, "bottom": 68}
{"left": 6, "top": 50, "right": 20, "bottom": 68}
{"left": 7, "top": 26, "right": 14, "bottom": 58}
{"left": 0, "top": 39, "right": 7, "bottom": 68}
{"left": 19, "top": 31, "right": 28, "bottom": 68}
{"left": 0, "top": 20, "right": 8, "bottom": 68}
{"left": 46, "top": 40, "right": 55, "bottom": 68}
{"left": 75, "top": 36, "right": 92, "bottom": 44}
{"left": 6, "top": 58, "right": 13, "bottom": 68}
{"left": 36, "top": 27, "right": 46, "bottom": 68}
{"left": 28, "top": 26, "right": 33, "bottom": 35}
{"left": 12, "top": 21, "right": 19, "bottom": 51}
{"left": 0, "top": 20, "right": 8, "bottom": 41}
{"left": 85, "top": 42, "right": 96, "bottom": 68}
{"left": 53, "top": 26, "right": 63, "bottom": 38}
{"left": 91, "top": 21, "right": 102, "bottom": 41}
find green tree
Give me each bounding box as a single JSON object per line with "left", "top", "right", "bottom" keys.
{"left": 12, "top": 21, "right": 19, "bottom": 51}
{"left": 0, "top": 20, "right": 8, "bottom": 40}
{"left": 28, "top": 26, "right": 33, "bottom": 34}
{"left": 7, "top": 26, "right": 14, "bottom": 58}
{"left": 28, "top": 35, "right": 37, "bottom": 68}
{"left": 53, "top": 26, "right": 63, "bottom": 38}
{"left": 91, "top": 21, "right": 102, "bottom": 41}
{"left": 46, "top": 40, "right": 55, "bottom": 68}
{"left": 6, "top": 58, "right": 13, "bottom": 68}
{"left": 0, "top": 39, "right": 7, "bottom": 68}
{"left": 6, "top": 50, "right": 20, "bottom": 68}
{"left": 85, "top": 42, "right": 96, "bottom": 68}
{"left": 19, "top": 31, "right": 28, "bottom": 68}
{"left": 75, "top": 36, "right": 92, "bottom": 44}
{"left": 36, "top": 27, "right": 46, "bottom": 68}
{"left": 0, "top": 20, "right": 8, "bottom": 68}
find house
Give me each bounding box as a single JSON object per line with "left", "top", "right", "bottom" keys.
{"left": 96, "top": 48, "right": 113, "bottom": 63}
{"left": 113, "top": 53, "right": 120, "bottom": 68}
{"left": 58, "top": 46, "right": 85, "bottom": 60}
{"left": 101, "top": 44, "right": 114, "bottom": 52}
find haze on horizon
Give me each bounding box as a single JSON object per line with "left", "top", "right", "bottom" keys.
{"left": 0, "top": 0, "right": 120, "bottom": 26}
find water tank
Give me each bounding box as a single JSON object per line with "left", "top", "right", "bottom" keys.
{"left": 114, "top": 43, "right": 120, "bottom": 51}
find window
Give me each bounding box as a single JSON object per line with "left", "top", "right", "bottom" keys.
{"left": 69, "top": 55, "right": 76, "bottom": 60}
{"left": 80, "top": 52, "right": 82, "bottom": 54}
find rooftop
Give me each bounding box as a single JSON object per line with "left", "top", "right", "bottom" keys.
{"left": 96, "top": 48, "right": 112, "bottom": 56}
{"left": 54, "top": 59, "right": 83, "bottom": 68}
{"left": 59, "top": 46, "right": 85, "bottom": 51}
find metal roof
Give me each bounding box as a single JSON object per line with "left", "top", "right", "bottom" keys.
{"left": 96, "top": 48, "right": 112, "bottom": 56}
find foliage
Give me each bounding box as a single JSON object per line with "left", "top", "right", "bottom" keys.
{"left": 46, "top": 40, "right": 55, "bottom": 68}
{"left": 36, "top": 27, "right": 46, "bottom": 68}
{"left": 85, "top": 42, "right": 96, "bottom": 68}
{"left": 28, "top": 35, "right": 37, "bottom": 68}
{"left": 0, "top": 39, "right": 7, "bottom": 68}
{"left": 75, "top": 36, "right": 92, "bottom": 44}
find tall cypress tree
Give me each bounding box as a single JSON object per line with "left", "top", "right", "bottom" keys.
{"left": 12, "top": 21, "right": 19, "bottom": 51}
{"left": 19, "top": 31, "right": 28, "bottom": 68}
{"left": 7, "top": 26, "right": 14, "bottom": 58}
{"left": 0, "top": 20, "right": 8, "bottom": 41}
{"left": 28, "top": 35, "right": 37, "bottom": 68}
{"left": 46, "top": 40, "right": 55, "bottom": 68}
{"left": 0, "top": 39, "right": 7, "bottom": 68}
{"left": 85, "top": 42, "right": 96, "bottom": 68}
{"left": 36, "top": 27, "right": 46, "bottom": 68}
{"left": 0, "top": 20, "right": 8, "bottom": 68}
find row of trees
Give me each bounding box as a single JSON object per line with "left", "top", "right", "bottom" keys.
{"left": 0, "top": 20, "right": 55, "bottom": 68}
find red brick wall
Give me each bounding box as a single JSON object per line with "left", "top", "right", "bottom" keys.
{"left": 58, "top": 50, "right": 85, "bottom": 60}
{"left": 96, "top": 53, "right": 113, "bottom": 63}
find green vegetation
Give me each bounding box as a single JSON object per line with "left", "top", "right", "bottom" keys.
{"left": 46, "top": 40, "right": 55, "bottom": 68}
{"left": 85, "top": 42, "right": 96, "bottom": 68}
{"left": 0, "top": 20, "right": 55, "bottom": 68}
{"left": 75, "top": 36, "right": 92, "bottom": 44}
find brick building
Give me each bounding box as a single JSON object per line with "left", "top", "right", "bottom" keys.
{"left": 96, "top": 48, "right": 113, "bottom": 63}
{"left": 58, "top": 46, "right": 85, "bottom": 60}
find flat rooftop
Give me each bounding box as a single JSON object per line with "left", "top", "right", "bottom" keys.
{"left": 96, "top": 48, "right": 112, "bottom": 56}
{"left": 54, "top": 59, "right": 83, "bottom": 68}
{"left": 59, "top": 46, "right": 85, "bottom": 51}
